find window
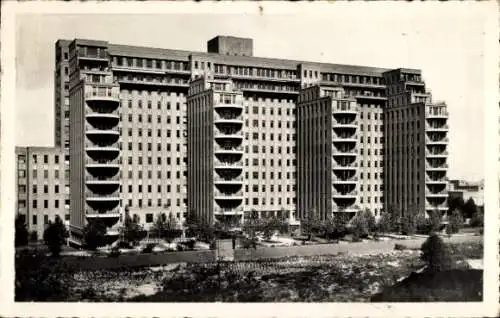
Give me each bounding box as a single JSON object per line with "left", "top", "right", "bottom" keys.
{"left": 146, "top": 213, "right": 154, "bottom": 223}
{"left": 32, "top": 215, "right": 37, "bottom": 225}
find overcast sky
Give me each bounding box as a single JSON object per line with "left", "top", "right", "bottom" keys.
{"left": 14, "top": 5, "right": 490, "bottom": 181}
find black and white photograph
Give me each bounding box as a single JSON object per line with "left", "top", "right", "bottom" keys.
{"left": 1, "top": 1, "right": 498, "bottom": 317}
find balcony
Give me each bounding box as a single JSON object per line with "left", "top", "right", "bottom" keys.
{"left": 425, "top": 190, "right": 448, "bottom": 197}
{"left": 117, "top": 78, "right": 189, "bottom": 89}
{"left": 333, "top": 162, "right": 358, "bottom": 170}
{"left": 425, "top": 149, "right": 448, "bottom": 157}
{"left": 426, "top": 122, "right": 449, "bottom": 131}
{"left": 332, "top": 118, "right": 358, "bottom": 129}
{"left": 214, "top": 159, "right": 244, "bottom": 169}
{"left": 214, "top": 175, "right": 244, "bottom": 183}
{"left": 425, "top": 176, "right": 448, "bottom": 184}
{"left": 426, "top": 163, "right": 448, "bottom": 170}
{"left": 214, "top": 102, "right": 244, "bottom": 110}
{"left": 214, "top": 208, "right": 244, "bottom": 215}
{"left": 332, "top": 190, "right": 358, "bottom": 198}
{"left": 333, "top": 176, "right": 359, "bottom": 183}
{"left": 85, "top": 91, "right": 120, "bottom": 104}
{"left": 85, "top": 174, "right": 120, "bottom": 182}
{"left": 355, "top": 94, "right": 387, "bottom": 102}
{"left": 214, "top": 113, "right": 244, "bottom": 124}
{"left": 333, "top": 105, "right": 358, "bottom": 115}
{"left": 214, "top": 130, "right": 244, "bottom": 141}
{"left": 214, "top": 144, "right": 244, "bottom": 154}
{"left": 426, "top": 136, "right": 449, "bottom": 145}
{"left": 86, "top": 189, "right": 120, "bottom": 198}
{"left": 214, "top": 190, "right": 243, "bottom": 197}
{"left": 332, "top": 148, "right": 358, "bottom": 156}
{"left": 332, "top": 133, "right": 358, "bottom": 143}
{"left": 426, "top": 110, "right": 448, "bottom": 118}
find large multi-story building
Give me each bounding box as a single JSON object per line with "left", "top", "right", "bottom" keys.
{"left": 27, "top": 35, "right": 449, "bottom": 245}
{"left": 15, "top": 146, "right": 68, "bottom": 239}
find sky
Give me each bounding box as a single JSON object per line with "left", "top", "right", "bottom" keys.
{"left": 14, "top": 5, "right": 490, "bottom": 181}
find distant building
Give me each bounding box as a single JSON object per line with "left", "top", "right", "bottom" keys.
{"left": 15, "top": 146, "right": 68, "bottom": 239}
{"left": 448, "top": 179, "right": 484, "bottom": 207}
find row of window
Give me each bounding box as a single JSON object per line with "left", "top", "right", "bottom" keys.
{"left": 214, "top": 64, "right": 297, "bottom": 80}
{"left": 125, "top": 141, "right": 186, "bottom": 152}
{"left": 24, "top": 199, "right": 65, "bottom": 210}
{"left": 18, "top": 169, "right": 63, "bottom": 179}
{"left": 125, "top": 155, "right": 186, "bottom": 165}
{"left": 247, "top": 105, "right": 296, "bottom": 116}
{"left": 246, "top": 184, "right": 296, "bottom": 192}
{"left": 321, "top": 73, "right": 385, "bottom": 86}
{"left": 113, "top": 56, "right": 189, "bottom": 71}
{"left": 126, "top": 127, "right": 185, "bottom": 138}
{"left": 126, "top": 114, "right": 186, "bottom": 124}
{"left": 18, "top": 154, "right": 61, "bottom": 165}
{"left": 18, "top": 213, "right": 70, "bottom": 226}
{"left": 22, "top": 185, "right": 62, "bottom": 195}
{"left": 124, "top": 99, "right": 184, "bottom": 111}
{"left": 245, "top": 197, "right": 296, "bottom": 206}
{"left": 244, "top": 119, "right": 296, "bottom": 129}
{"left": 122, "top": 170, "right": 186, "bottom": 179}
{"left": 245, "top": 132, "right": 296, "bottom": 141}
{"left": 127, "top": 198, "right": 185, "bottom": 209}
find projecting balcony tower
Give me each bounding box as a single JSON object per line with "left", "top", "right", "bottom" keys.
{"left": 213, "top": 98, "right": 244, "bottom": 225}
{"left": 332, "top": 100, "right": 359, "bottom": 215}
{"left": 84, "top": 87, "right": 121, "bottom": 229}
{"left": 424, "top": 103, "right": 449, "bottom": 215}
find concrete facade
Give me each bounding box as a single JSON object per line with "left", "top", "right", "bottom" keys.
{"left": 15, "top": 146, "right": 68, "bottom": 239}
{"left": 36, "top": 36, "right": 450, "bottom": 244}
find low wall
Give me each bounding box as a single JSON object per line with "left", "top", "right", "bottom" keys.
{"left": 62, "top": 250, "right": 216, "bottom": 270}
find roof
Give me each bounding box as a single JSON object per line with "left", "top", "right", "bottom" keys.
{"left": 58, "top": 38, "right": 419, "bottom": 77}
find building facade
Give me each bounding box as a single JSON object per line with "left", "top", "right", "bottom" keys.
{"left": 45, "top": 35, "right": 449, "bottom": 244}
{"left": 15, "top": 147, "right": 68, "bottom": 239}
{"left": 449, "top": 179, "right": 484, "bottom": 207}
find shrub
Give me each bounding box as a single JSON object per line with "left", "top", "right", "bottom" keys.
{"left": 469, "top": 211, "right": 484, "bottom": 228}
{"left": 83, "top": 219, "right": 107, "bottom": 250}
{"left": 43, "top": 215, "right": 69, "bottom": 257}
{"left": 420, "top": 233, "right": 452, "bottom": 272}
{"left": 142, "top": 243, "right": 156, "bottom": 253}
{"left": 15, "top": 249, "right": 74, "bottom": 301}
{"left": 428, "top": 210, "right": 442, "bottom": 233}
{"left": 182, "top": 239, "right": 196, "bottom": 250}
{"left": 377, "top": 212, "right": 395, "bottom": 234}
{"left": 446, "top": 210, "right": 464, "bottom": 236}
{"left": 15, "top": 214, "right": 29, "bottom": 247}
{"left": 351, "top": 210, "right": 376, "bottom": 240}
{"left": 29, "top": 231, "right": 38, "bottom": 242}
{"left": 109, "top": 247, "right": 121, "bottom": 258}
{"left": 394, "top": 244, "right": 407, "bottom": 251}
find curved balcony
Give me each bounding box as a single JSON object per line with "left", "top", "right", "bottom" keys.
{"left": 86, "top": 208, "right": 121, "bottom": 228}
{"left": 85, "top": 91, "right": 120, "bottom": 105}
{"left": 332, "top": 118, "right": 358, "bottom": 129}
{"left": 214, "top": 112, "right": 243, "bottom": 124}
{"left": 86, "top": 196, "right": 120, "bottom": 213}
{"left": 425, "top": 176, "right": 448, "bottom": 184}
{"left": 86, "top": 146, "right": 120, "bottom": 162}
{"left": 85, "top": 158, "right": 120, "bottom": 178}
{"left": 425, "top": 190, "right": 448, "bottom": 198}
{"left": 426, "top": 109, "right": 448, "bottom": 119}
{"left": 214, "top": 174, "right": 244, "bottom": 184}
{"left": 426, "top": 162, "right": 448, "bottom": 171}
{"left": 333, "top": 175, "right": 358, "bottom": 184}
{"left": 332, "top": 189, "right": 358, "bottom": 199}
{"left": 332, "top": 161, "right": 358, "bottom": 171}
{"left": 426, "top": 148, "right": 448, "bottom": 158}
{"left": 426, "top": 135, "right": 449, "bottom": 145}
{"left": 86, "top": 129, "right": 120, "bottom": 146}
{"left": 214, "top": 103, "right": 244, "bottom": 111}
{"left": 426, "top": 121, "right": 449, "bottom": 132}
{"left": 214, "top": 208, "right": 244, "bottom": 216}
{"left": 214, "top": 182, "right": 243, "bottom": 194}
{"left": 332, "top": 147, "right": 358, "bottom": 157}
{"left": 214, "top": 130, "right": 244, "bottom": 144}
{"left": 214, "top": 144, "right": 244, "bottom": 155}
{"left": 333, "top": 105, "right": 358, "bottom": 115}
{"left": 332, "top": 133, "right": 358, "bottom": 143}
{"left": 214, "top": 159, "right": 244, "bottom": 170}
{"left": 214, "top": 196, "right": 243, "bottom": 209}
{"left": 86, "top": 113, "right": 120, "bottom": 130}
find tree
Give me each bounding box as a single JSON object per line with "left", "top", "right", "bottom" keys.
{"left": 420, "top": 233, "right": 453, "bottom": 272}
{"left": 302, "top": 208, "right": 320, "bottom": 241}
{"left": 447, "top": 196, "right": 465, "bottom": 217}
{"left": 163, "top": 212, "right": 183, "bottom": 243}
{"left": 15, "top": 214, "right": 29, "bottom": 247}
{"left": 462, "top": 198, "right": 478, "bottom": 219}
{"left": 446, "top": 209, "right": 464, "bottom": 236}
{"left": 43, "top": 215, "right": 68, "bottom": 257}
{"left": 387, "top": 205, "right": 402, "bottom": 232}
{"left": 428, "top": 209, "right": 442, "bottom": 233}
{"left": 185, "top": 210, "right": 202, "bottom": 238}
{"left": 122, "top": 213, "right": 143, "bottom": 245}
{"left": 321, "top": 215, "right": 337, "bottom": 240}
{"left": 351, "top": 209, "right": 376, "bottom": 241}
{"left": 83, "top": 219, "right": 107, "bottom": 250}
{"left": 333, "top": 212, "right": 350, "bottom": 238}
{"left": 152, "top": 213, "right": 168, "bottom": 238}
{"left": 377, "top": 211, "right": 396, "bottom": 235}
{"left": 401, "top": 207, "right": 420, "bottom": 236}
{"left": 470, "top": 210, "right": 484, "bottom": 228}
